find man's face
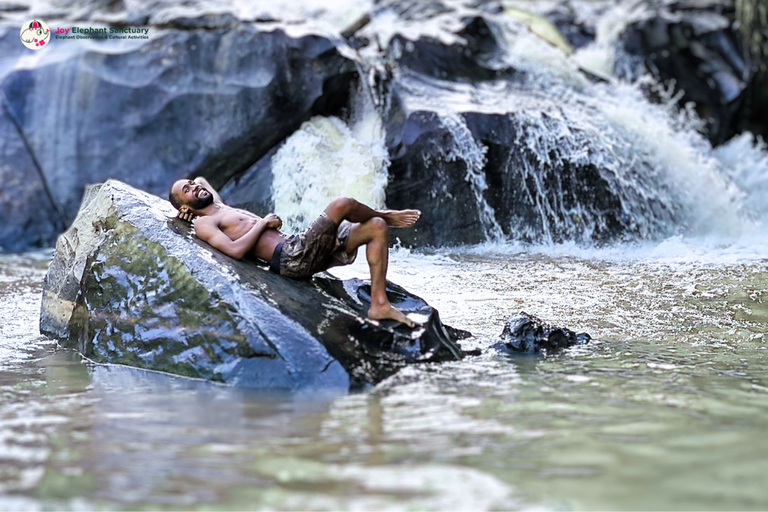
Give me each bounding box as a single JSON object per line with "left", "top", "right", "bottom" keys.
{"left": 171, "top": 179, "right": 214, "bottom": 211}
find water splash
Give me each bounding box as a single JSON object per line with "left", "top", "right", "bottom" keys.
{"left": 440, "top": 114, "right": 504, "bottom": 242}
{"left": 570, "top": 1, "right": 650, "bottom": 80}
{"left": 271, "top": 0, "right": 766, "bottom": 250}
{"left": 714, "top": 132, "right": 768, "bottom": 224}
{"left": 271, "top": 83, "right": 390, "bottom": 233}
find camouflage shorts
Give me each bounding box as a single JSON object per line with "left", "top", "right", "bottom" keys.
{"left": 276, "top": 212, "right": 357, "bottom": 279}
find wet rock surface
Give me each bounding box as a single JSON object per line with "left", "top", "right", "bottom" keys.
{"left": 39, "top": 180, "right": 464, "bottom": 389}
{"left": 383, "top": 72, "right": 682, "bottom": 247}
{"left": 499, "top": 311, "right": 590, "bottom": 354}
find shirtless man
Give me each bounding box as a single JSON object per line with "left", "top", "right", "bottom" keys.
{"left": 169, "top": 177, "right": 421, "bottom": 326}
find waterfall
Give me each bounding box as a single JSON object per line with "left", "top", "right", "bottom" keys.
{"left": 440, "top": 114, "right": 504, "bottom": 242}
{"left": 264, "top": 0, "right": 767, "bottom": 247}
{"left": 270, "top": 82, "right": 390, "bottom": 233}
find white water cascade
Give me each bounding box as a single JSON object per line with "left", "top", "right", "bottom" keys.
{"left": 440, "top": 113, "right": 504, "bottom": 242}
{"left": 265, "top": 0, "right": 768, "bottom": 248}
{"left": 270, "top": 84, "right": 390, "bottom": 233}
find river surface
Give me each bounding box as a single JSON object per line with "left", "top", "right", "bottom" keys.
{"left": 2, "top": 242, "right": 767, "bottom": 510}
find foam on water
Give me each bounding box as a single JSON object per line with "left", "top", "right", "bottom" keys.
{"left": 436, "top": 232, "right": 768, "bottom": 266}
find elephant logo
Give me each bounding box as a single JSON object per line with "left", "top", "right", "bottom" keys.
{"left": 20, "top": 20, "right": 51, "bottom": 50}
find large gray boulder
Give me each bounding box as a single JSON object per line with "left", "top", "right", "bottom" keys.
{"left": 39, "top": 180, "right": 464, "bottom": 389}
{"left": 0, "top": 2, "right": 357, "bottom": 251}
{"left": 0, "top": 108, "right": 65, "bottom": 251}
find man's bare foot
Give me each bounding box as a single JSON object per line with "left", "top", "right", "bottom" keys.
{"left": 368, "top": 303, "right": 416, "bottom": 328}
{"left": 381, "top": 209, "right": 421, "bottom": 228}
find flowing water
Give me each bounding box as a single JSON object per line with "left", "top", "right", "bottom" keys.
{"left": 4, "top": 0, "right": 768, "bottom": 509}
{"left": 2, "top": 243, "right": 768, "bottom": 510}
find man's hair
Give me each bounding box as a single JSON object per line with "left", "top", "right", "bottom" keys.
{"left": 168, "top": 188, "right": 183, "bottom": 211}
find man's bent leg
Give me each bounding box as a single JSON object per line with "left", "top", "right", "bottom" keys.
{"left": 345, "top": 218, "right": 415, "bottom": 327}
{"left": 324, "top": 197, "right": 420, "bottom": 228}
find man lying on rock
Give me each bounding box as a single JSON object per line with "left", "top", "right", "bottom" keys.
{"left": 169, "top": 177, "right": 421, "bottom": 327}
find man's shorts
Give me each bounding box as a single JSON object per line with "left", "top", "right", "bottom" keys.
{"left": 275, "top": 212, "right": 357, "bottom": 279}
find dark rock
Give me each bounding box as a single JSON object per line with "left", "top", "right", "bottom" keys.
{"left": 0, "top": 12, "right": 357, "bottom": 251}
{"left": 499, "top": 312, "right": 590, "bottom": 354}
{"left": 0, "top": 107, "right": 64, "bottom": 251}
{"left": 617, "top": 2, "right": 753, "bottom": 145}
{"left": 387, "top": 16, "right": 520, "bottom": 84}
{"left": 383, "top": 71, "right": 682, "bottom": 247}
{"left": 39, "top": 180, "right": 464, "bottom": 390}
{"left": 734, "top": 0, "right": 768, "bottom": 141}
{"left": 218, "top": 144, "right": 279, "bottom": 217}
{"left": 385, "top": 107, "right": 494, "bottom": 247}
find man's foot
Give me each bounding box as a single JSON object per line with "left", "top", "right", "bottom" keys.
{"left": 368, "top": 303, "right": 416, "bottom": 328}
{"left": 381, "top": 209, "right": 421, "bottom": 228}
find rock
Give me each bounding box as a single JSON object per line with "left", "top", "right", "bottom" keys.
{"left": 617, "top": 1, "right": 753, "bottom": 145}
{"left": 385, "top": 108, "right": 497, "bottom": 247}
{"left": 386, "top": 16, "right": 519, "bottom": 84}
{"left": 39, "top": 180, "right": 465, "bottom": 389}
{"left": 218, "top": 144, "right": 279, "bottom": 218}
{"left": 543, "top": 3, "right": 596, "bottom": 50}
{"left": 499, "top": 312, "right": 590, "bottom": 354}
{"left": 734, "top": 0, "right": 768, "bottom": 142}
{"left": 0, "top": 108, "right": 65, "bottom": 251}
{"left": 217, "top": 7, "right": 687, "bottom": 248}
{"left": 383, "top": 71, "right": 682, "bottom": 247}
{"left": 0, "top": 8, "right": 357, "bottom": 251}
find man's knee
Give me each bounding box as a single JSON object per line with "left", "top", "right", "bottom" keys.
{"left": 325, "top": 197, "right": 357, "bottom": 221}
{"left": 366, "top": 217, "right": 388, "bottom": 238}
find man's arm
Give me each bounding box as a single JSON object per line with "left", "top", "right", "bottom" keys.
{"left": 194, "top": 215, "right": 280, "bottom": 260}
{"left": 194, "top": 176, "right": 222, "bottom": 203}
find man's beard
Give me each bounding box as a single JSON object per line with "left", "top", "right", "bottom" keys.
{"left": 188, "top": 192, "right": 214, "bottom": 210}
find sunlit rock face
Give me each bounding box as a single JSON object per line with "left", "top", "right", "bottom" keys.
{"left": 39, "top": 180, "right": 464, "bottom": 389}
{"left": 0, "top": 6, "right": 357, "bottom": 251}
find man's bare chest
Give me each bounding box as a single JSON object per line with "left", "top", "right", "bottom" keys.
{"left": 217, "top": 210, "right": 260, "bottom": 239}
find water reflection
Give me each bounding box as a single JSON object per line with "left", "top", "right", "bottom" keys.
{"left": 2, "top": 251, "right": 768, "bottom": 509}
{"left": 7, "top": 351, "right": 518, "bottom": 510}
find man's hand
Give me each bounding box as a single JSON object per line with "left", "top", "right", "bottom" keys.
{"left": 177, "top": 208, "right": 196, "bottom": 222}
{"left": 263, "top": 213, "right": 282, "bottom": 230}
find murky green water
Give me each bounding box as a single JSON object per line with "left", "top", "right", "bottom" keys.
{"left": 1, "top": 249, "right": 767, "bottom": 510}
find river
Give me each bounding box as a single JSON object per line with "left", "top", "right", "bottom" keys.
{"left": 4, "top": 0, "right": 768, "bottom": 508}
{"left": 2, "top": 240, "right": 767, "bottom": 510}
